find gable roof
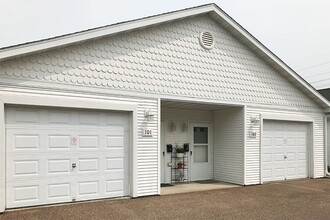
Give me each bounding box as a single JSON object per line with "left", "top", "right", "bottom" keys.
{"left": 1, "top": 3, "right": 330, "bottom": 109}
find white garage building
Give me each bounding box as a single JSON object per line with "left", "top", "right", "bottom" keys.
{"left": 0, "top": 4, "right": 329, "bottom": 211}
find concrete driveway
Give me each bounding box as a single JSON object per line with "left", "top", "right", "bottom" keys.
{"left": 1, "top": 179, "right": 330, "bottom": 220}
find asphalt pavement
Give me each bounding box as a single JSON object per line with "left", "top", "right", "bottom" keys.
{"left": 1, "top": 178, "right": 330, "bottom": 220}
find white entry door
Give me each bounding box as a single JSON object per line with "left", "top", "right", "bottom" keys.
{"left": 190, "top": 123, "right": 213, "bottom": 181}
{"left": 262, "top": 120, "right": 308, "bottom": 182}
{"left": 5, "top": 106, "right": 130, "bottom": 208}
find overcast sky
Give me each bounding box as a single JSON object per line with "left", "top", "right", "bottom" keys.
{"left": 1, "top": 0, "right": 330, "bottom": 89}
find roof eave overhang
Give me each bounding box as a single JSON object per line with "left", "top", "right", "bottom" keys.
{"left": 0, "top": 4, "right": 215, "bottom": 61}
{"left": 1, "top": 3, "right": 329, "bottom": 109}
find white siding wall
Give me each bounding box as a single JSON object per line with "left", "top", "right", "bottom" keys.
{"left": 0, "top": 12, "right": 326, "bottom": 197}
{"left": 161, "top": 109, "right": 213, "bottom": 183}
{"left": 245, "top": 106, "right": 324, "bottom": 185}
{"left": 136, "top": 99, "right": 159, "bottom": 196}
{"left": 213, "top": 108, "right": 244, "bottom": 185}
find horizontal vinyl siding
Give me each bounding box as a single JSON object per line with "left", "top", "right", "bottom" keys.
{"left": 213, "top": 108, "right": 244, "bottom": 185}
{"left": 245, "top": 106, "right": 324, "bottom": 185}
{"left": 136, "top": 100, "right": 159, "bottom": 196}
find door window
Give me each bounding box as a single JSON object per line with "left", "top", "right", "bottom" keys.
{"left": 193, "top": 127, "right": 208, "bottom": 163}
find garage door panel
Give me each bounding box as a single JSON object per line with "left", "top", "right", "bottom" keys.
{"left": 262, "top": 169, "right": 272, "bottom": 180}
{"left": 106, "top": 180, "right": 125, "bottom": 194}
{"left": 78, "top": 113, "right": 100, "bottom": 125}
{"left": 11, "top": 184, "right": 40, "bottom": 204}
{"left": 14, "top": 109, "right": 40, "bottom": 124}
{"left": 5, "top": 106, "right": 130, "bottom": 208}
{"left": 274, "top": 168, "right": 284, "bottom": 178}
{"left": 49, "top": 111, "right": 71, "bottom": 124}
{"left": 7, "top": 156, "right": 41, "bottom": 180}
{"left": 106, "top": 148, "right": 125, "bottom": 158}
{"left": 286, "top": 138, "right": 295, "bottom": 146}
{"left": 15, "top": 134, "right": 40, "bottom": 150}
{"left": 106, "top": 136, "right": 125, "bottom": 148}
{"left": 262, "top": 120, "right": 308, "bottom": 183}
{"left": 48, "top": 135, "right": 71, "bottom": 150}
{"left": 262, "top": 153, "right": 272, "bottom": 162}
{"left": 274, "top": 137, "right": 285, "bottom": 146}
{"left": 47, "top": 183, "right": 71, "bottom": 200}
{"left": 77, "top": 181, "right": 99, "bottom": 196}
{"left": 286, "top": 167, "right": 296, "bottom": 176}
{"left": 274, "top": 153, "right": 284, "bottom": 162}
{"left": 78, "top": 158, "right": 99, "bottom": 173}
{"left": 14, "top": 160, "right": 39, "bottom": 176}
{"left": 286, "top": 153, "right": 296, "bottom": 161}
{"left": 78, "top": 135, "right": 99, "bottom": 149}
{"left": 48, "top": 159, "right": 71, "bottom": 175}
{"left": 7, "top": 177, "right": 75, "bottom": 208}
{"left": 297, "top": 166, "right": 307, "bottom": 175}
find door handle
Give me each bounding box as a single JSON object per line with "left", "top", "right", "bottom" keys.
{"left": 163, "top": 151, "right": 165, "bottom": 156}
{"left": 72, "top": 163, "right": 77, "bottom": 169}
{"left": 190, "top": 151, "right": 192, "bottom": 156}
{"left": 284, "top": 155, "right": 287, "bottom": 159}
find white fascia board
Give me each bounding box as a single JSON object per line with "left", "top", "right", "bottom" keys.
{"left": 0, "top": 5, "right": 214, "bottom": 61}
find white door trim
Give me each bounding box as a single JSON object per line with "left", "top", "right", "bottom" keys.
{"left": 157, "top": 98, "right": 161, "bottom": 194}
{"left": 189, "top": 122, "right": 213, "bottom": 181}
{"left": 260, "top": 113, "right": 314, "bottom": 184}
{"left": 0, "top": 93, "right": 138, "bottom": 212}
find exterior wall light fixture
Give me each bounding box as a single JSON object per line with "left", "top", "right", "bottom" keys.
{"left": 144, "top": 109, "right": 154, "bottom": 121}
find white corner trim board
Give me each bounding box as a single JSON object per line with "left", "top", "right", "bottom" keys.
{"left": 157, "top": 98, "right": 161, "bottom": 195}
{"left": 0, "top": 100, "right": 5, "bottom": 213}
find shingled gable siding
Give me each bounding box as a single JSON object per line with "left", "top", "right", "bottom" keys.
{"left": 0, "top": 15, "right": 320, "bottom": 109}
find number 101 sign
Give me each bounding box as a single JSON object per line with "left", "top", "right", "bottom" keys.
{"left": 142, "top": 128, "right": 153, "bottom": 137}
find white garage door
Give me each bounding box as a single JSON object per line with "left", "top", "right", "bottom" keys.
{"left": 262, "top": 120, "right": 308, "bottom": 182}
{"left": 5, "top": 106, "right": 130, "bottom": 208}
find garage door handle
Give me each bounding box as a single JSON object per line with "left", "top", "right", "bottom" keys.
{"left": 72, "top": 163, "right": 77, "bottom": 168}
{"left": 284, "top": 156, "right": 287, "bottom": 159}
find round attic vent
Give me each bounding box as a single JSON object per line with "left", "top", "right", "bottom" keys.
{"left": 199, "top": 32, "right": 214, "bottom": 50}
